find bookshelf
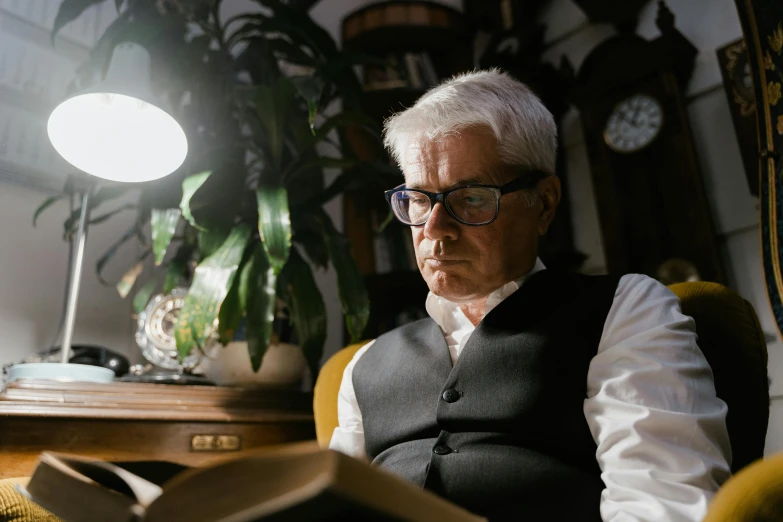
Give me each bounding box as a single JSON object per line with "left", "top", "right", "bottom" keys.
{"left": 340, "top": 1, "right": 473, "bottom": 338}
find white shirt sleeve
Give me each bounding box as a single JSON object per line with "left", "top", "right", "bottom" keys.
{"left": 327, "top": 341, "right": 374, "bottom": 459}
{"left": 585, "top": 274, "right": 732, "bottom": 522}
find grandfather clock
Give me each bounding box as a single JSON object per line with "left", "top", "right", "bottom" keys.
{"left": 571, "top": 1, "right": 724, "bottom": 283}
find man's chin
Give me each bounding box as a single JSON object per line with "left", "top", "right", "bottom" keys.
{"left": 423, "top": 268, "right": 477, "bottom": 301}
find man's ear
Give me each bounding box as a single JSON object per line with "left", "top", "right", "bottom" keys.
{"left": 537, "top": 175, "right": 561, "bottom": 236}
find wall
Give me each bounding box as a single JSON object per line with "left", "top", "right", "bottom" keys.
{"left": 0, "top": 1, "right": 141, "bottom": 372}
{"left": 537, "top": 0, "right": 783, "bottom": 455}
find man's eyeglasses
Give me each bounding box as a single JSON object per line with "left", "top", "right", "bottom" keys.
{"left": 384, "top": 170, "right": 548, "bottom": 226}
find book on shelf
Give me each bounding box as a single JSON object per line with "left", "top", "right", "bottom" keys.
{"left": 363, "top": 52, "right": 440, "bottom": 92}
{"left": 364, "top": 53, "right": 408, "bottom": 92}
{"left": 19, "top": 445, "right": 485, "bottom": 522}
{"left": 418, "top": 52, "right": 439, "bottom": 87}
{"left": 403, "top": 53, "right": 424, "bottom": 89}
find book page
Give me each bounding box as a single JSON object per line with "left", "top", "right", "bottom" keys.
{"left": 25, "top": 454, "right": 142, "bottom": 522}
{"left": 48, "top": 453, "right": 163, "bottom": 508}
{"left": 145, "top": 448, "right": 334, "bottom": 522}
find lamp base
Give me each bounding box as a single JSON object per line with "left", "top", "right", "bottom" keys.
{"left": 6, "top": 363, "right": 115, "bottom": 384}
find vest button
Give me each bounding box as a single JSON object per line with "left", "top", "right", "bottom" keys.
{"left": 433, "top": 444, "right": 452, "bottom": 455}
{"left": 442, "top": 389, "right": 459, "bottom": 403}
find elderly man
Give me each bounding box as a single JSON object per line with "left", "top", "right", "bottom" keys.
{"left": 329, "top": 69, "right": 730, "bottom": 521}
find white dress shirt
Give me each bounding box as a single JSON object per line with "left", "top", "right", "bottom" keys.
{"left": 329, "top": 260, "right": 732, "bottom": 522}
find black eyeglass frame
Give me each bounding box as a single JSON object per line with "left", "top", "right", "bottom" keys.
{"left": 384, "top": 170, "right": 549, "bottom": 227}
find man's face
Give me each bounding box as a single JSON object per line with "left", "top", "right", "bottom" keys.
{"left": 402, "top": 129, "right": 560, "bottom": 304}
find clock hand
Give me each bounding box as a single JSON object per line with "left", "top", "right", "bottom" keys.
{"left": 621, "top": 108, "right": 635, "bottom": 126}
{"left": 631, "top": 101, "right": 642, "bottom": 126}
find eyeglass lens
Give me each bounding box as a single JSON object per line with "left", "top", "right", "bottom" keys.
{"left": 390, "top": 187, "right": 499, "bottom": 225}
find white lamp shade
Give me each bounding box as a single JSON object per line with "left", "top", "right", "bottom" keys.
{"left": 47, "top": 43, "right": 188, "bottom": 183}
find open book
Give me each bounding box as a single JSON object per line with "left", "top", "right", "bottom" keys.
{"left": 19, "top": 445, "right": 486, "bottom": 522}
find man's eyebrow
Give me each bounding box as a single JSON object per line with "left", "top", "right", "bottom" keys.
{"left": 407, "top": 176, "right": 486, "bottom": 190}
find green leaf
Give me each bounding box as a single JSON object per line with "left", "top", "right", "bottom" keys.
{"left": 180, "top": 171, "right": 212, "bottom": 231}
{"left": 309, "top": 110, "right": 380, "bottom": 146}
{"left": 376, "top": 210, "right": 395, "bottom": 234}
{"left": 238, "top": 248, "right": 254, "bottom": 312}
{"left": 318, "top": 51, "right": 367, "bottom": 110}
{"left": 151, "top": 208, "right": 181, "bottom": 265}
{"left": 244, "top": 243, "right": 277, "bottom": 372}
{"left": 284, "top": 156, "right": 357, "bottom": 184}
{"left": 255, "top": 78, "right": 296, "bottom": 170}
{"left": 234, "top": 35, "right": 282, "bottom": 87}
{"left": 116, "top": 259, "right": 145, "bottom": 299}
{"left": 62, "top": 185, "right": 131, "bottom": 235}
{"left": 217, "top": 246, "right": 253, "bottom": 345}
{"left": 256, "top": 186, "right": 291, "bottom": 275}
{"left": 198, "top": 224, "right": 231, "bottom": 260}
{"left": 278, "top": 248, "right": 326, "bottom": 380}
{"left": 96, "top": 225, "right": 138, "bottom": 286}
{"left": 64, "top": 204, "right": 136, "bottom": 239}
{"left": 292, "top": 230, "right": 329, "bottom": 269}
{"left": 133, "top": 277, "right": 158, "bottom": 314}
{"left": 250, "top": 1, "right": 340, "bottom": 60}
{"left": 33, "top": 196, "right": 63, "bottom": 227}
{"left": 164, "top": 244, "right": 194, "bottom": 293}
{"left": 175, "top": 225, "right": 251, "bottom": 358}
{"left": 290, "top": 75, "right": 324, "bottom": 134}
{"left": 317, "top": 210, "right": 369, "bottom": 342}
{"left": 217, "top": 269, "right": 243, "bottom": 345}
{"left": 295, "top": 169, "right": 361, "bottom": 210}
{"left": 164, "top": 264, "right": 185, "bottom": 293}
{"left": 52, "top": 0, "right": 108, "bottom": 44}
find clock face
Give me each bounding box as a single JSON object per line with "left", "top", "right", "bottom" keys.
{"left": 603, "top": 94, "right": 664, "bottom": 153}
{"left": 136, "top": 288, "right": 214, "bottom": 371}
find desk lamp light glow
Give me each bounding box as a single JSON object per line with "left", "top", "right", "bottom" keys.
{"left": 7, "top": 43, "right": 187, "bottom": 384}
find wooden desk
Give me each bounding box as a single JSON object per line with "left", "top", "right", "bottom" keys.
{"left": 0, "top": 380, "right": 316, "bottom": 478}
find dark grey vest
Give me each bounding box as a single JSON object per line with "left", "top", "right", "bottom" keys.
{"left": 353, "top": 269, "right": 621, "bottom": 521}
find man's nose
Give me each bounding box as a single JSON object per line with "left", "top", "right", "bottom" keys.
{"left": 423, "top": 202, "right": 459, "bottom": 241}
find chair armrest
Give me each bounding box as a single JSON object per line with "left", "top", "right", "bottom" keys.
{"left": 704, "top": 452, "right": 783, "bottom": 521}
{"left": 0, "top": 478, "right": 62, "bottom": 522}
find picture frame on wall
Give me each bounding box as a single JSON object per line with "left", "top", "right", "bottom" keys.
{"left": 733, "top": 0, "right": 783, "bottom": 335}
{"left": 716, "top": 37, "right": 760, "bottom": 197}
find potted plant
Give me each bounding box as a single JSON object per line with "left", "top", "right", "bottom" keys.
{"left": 38, "top": 0, "right": 399, "bottom": 383}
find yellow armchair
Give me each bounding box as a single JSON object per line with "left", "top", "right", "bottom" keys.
{"left": 0, "top": 479, "right": 60, "bottom": 522}
{"left": 313, "top": 341, "right": 368, "bottom": 447}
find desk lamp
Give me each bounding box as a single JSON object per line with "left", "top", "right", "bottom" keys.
{"left": 7, "top": 42, "right": 187, "bottom": 384}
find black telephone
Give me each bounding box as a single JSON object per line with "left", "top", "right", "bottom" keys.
{"left": 67, "top": 345, "right": 130, "bottom": 377}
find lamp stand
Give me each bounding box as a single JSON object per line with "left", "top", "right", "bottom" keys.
{"left": 6, "top": 182, "right": 114, "bottom": 384}
{"left": 60, "top": 190, "right": 91, "bottom": 364}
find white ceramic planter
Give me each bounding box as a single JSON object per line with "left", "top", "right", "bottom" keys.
{"left": 201, "top": 341, "right": 307, "bottom": 388}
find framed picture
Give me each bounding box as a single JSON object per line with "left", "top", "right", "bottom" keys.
{"left": 734, "top": 0, "right": 783, "bottom": 334}
{"left": 716, "top": 37, "right": 759, "bottom": 196}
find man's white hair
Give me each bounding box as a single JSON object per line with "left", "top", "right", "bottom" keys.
{"left": 383, "top": 69, "right": 557, "bottom": 175}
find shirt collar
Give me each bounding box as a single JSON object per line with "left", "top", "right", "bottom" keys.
{"left": 425, "top": 258, "right": 547, "bottom": 331}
